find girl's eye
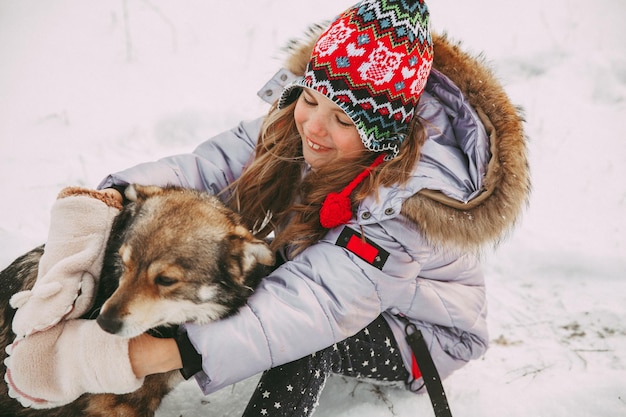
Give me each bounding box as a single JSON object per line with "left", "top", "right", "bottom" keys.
{"left": 302, "top": 94, "right": 316, "bottom": 106}
{"left": 336, "top": 117, "right": 353, "bottom": 127}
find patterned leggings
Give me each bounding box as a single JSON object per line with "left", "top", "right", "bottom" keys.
{"left": 241, "top": 316, "right": 409, "bottom": 417}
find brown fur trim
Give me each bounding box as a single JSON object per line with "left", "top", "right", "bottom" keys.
{"left": 283, "top": 27, "right": 531, "bottom": 251}
{"left": 401, "top": 34, "right": 531, "bottom": 251}
{"left": 57, "top": 186, "right": 123, "bottom": 210}
{"left": 283, "top": 22, "right": 329, "bottom": 76}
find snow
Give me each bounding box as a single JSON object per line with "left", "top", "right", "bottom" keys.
{"left": 1, "top": 0, "right": 625, "bottom": 416}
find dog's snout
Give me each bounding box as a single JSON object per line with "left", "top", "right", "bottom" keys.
{"left": 96, "top": 314, "right": 123, "bottom": 335}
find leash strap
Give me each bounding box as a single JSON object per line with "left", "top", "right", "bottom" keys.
{"left": 404, "top": 320, "right": 453, "bottom": 417}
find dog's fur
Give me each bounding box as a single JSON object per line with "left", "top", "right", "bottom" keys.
{"left": 0, "top": 185, "right": 274, "bottom": 417}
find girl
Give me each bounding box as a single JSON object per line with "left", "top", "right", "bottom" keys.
{"left": 6, "top": 0, "right": 530, "bottom": 415}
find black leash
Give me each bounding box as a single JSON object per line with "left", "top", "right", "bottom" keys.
{"left": 402, "top": 318, "right": 453, "bottom": 417}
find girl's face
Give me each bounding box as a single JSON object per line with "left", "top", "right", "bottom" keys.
{"left": 294, "top": 88, "right": 365, "bottom": 169}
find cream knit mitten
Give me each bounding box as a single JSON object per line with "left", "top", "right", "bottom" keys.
{"left": 10, "top": 187, "right": 121, "bottom": 338}
{"left": 4, "top": 319, "right": 144, "bottom": 409}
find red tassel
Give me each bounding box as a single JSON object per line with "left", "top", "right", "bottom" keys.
{"left": 319, "top": 154, "right": 386, "bottom": 228}
{"left": 320, "top": 192, "right": 352, "bottom": 228}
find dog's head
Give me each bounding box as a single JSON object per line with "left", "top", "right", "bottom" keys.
{"left": 96, "top": 185, "right": 274, "bottom": 338}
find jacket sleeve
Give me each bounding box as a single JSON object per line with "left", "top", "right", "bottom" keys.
{"left": 185, "top": 218, "right": 427, "bottom": 394}
{"left": 97, "top": 118, "right": 263, "bottom": 199}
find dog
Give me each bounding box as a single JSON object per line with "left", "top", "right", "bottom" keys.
{"left": 0, "top": 184, "right": 274, "bottom": 417}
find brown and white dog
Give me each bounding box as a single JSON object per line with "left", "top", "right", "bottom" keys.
{"left": 0, "top": 184, "right": 274, "bottom": 417}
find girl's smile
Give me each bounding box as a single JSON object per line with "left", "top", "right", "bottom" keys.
{"left": 305, "top": 137, "right": 330, "bottom": 152}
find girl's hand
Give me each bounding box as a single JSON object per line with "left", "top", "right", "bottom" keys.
{"left": 5, "top": 320, "right": 143, "bottom": 409}
{"left": 10, "top": 187, "right": 120, "bottom": 338}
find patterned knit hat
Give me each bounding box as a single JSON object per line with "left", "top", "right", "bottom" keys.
{"left": 280, "top": 0, "right": 434, "bottom": 160}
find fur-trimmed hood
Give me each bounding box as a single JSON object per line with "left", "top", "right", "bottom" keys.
{"left": 282, "top": 27, "right": 530, "bottom": 251}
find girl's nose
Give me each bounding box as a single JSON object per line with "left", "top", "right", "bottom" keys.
{"left": 307, "top": 111, "right": 327, "bottom": 137}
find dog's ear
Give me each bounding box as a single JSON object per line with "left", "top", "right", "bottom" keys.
{"left": 229, "top": 226, "right": 274, "bottom": 284}
{"left": 243, "top": 239, "right": 275, "bottom": 268}
{"left": 124, "top": 184, "right": 164, "bottom": 203}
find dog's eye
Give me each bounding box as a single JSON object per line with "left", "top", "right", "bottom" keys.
{"left": 155, "top": 275, "right": 178, "bottom": 287}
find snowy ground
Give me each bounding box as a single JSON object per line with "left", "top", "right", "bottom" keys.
{"left": 1, "top": 0, "right": 625, "bottom": 416}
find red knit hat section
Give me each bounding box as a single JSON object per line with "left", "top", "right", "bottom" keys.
{"left": 280, "top": 0, "right": 434, "bottom": 159}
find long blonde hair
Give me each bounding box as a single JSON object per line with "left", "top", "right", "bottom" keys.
{"left": 226, "top": 100, "right": 426, "bottom": 255}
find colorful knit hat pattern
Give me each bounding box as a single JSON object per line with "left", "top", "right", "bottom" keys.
{"left": 280, "top": 0, "right": 434, "bottom": 159}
